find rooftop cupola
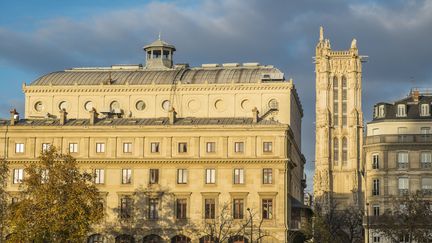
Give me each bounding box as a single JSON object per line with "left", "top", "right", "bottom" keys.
{"left": 143, "top": 35, "right": 176, "bottom": 69}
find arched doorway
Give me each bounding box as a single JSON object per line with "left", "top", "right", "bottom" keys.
{"left": 143, "top": 234, "right": 164, "bottom": 243}
{"left": 228, "top": 235, "right": 249, "bottom": 243}
{"left": 199, "top": 235, "right": 219, "bottom": 243}
{"left": 116, "top": 234, "right": 135, "bottom": 243}
{"left": 171, "top": 234, "right": 191, "bottom": 243}
{"left": 88, "top": 234, "right": 105, "bottom": 243}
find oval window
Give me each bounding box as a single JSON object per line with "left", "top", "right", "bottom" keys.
{"left": 136, "top": 100, "right": 146, "bottom": 111}
{"left": 34, "top": 101, "right": 44, "bottom": 112}
{"left": 110, "top": 101, "right": 120, "bottom": 111}
{"left": 84, "top": 101, "right": 94, "bottom": 111}
{"left": 59, "top": 101, "right": 68, "bottom": 111}
{"left": 162, "top": 100, "right": 171, "bottom": 111}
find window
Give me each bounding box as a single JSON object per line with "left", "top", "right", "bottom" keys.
{"left": 421, "top": 152, "right": 432, "bottom": 168}
{"left": 122, "top": 169, "right": 132, "bottom": 184}
{"left": 421, "top": 127, "right": 431, "bottom": 135}
{"left": 333, "top": 138, "right": 339, "bottom": 165}
{"left": 94, "top": 169, "right": 105, "bottom": 184}
{"left": 148, "top": 198, "right": 158, "bottom": 219}
{"left": 372, "top": 204, "right": 380, "bottom": 216}
{"left": 373, "top": 235, "right": 380, "bottom": 243}
{"left": 149, "top": 169, "right": 159, "bottom": 184}
{"left": 233, "top": 199, "right": 244, "bottom": 219}
{"left": 13, "top": 169, "right": 24, "bottom": 184}
{"left": 176, "top": 199, "right": 187, "bottom": 219}
{"left": 397, "top": 104, "right": 406, "bottom": 117}
{"left": 342, "top": 77, "right": 347, "bottom": 127}
{"left": 96, "top": 143, "right": 105, "bottom": 153}
{"left": 178, "top": 143, "right": 187, "bottom": 153}
{"left": 123, "top": 143, "right": 132, "bottom": 153}
{"left": 69, "top": 143, "right": 78, "bottom": 153}
{"left": 206, "top": 142, "right": 216, "bottom": 153}
{"left": 262, "top": 199, "right": 273, "bottom": 219}
{"left": 205, "top": 169, "right": 216, "bottom": 184}
{"left": 177, "top": 169, "right": 188, "bottom": 184}
{"left": 42, "top": 143, "right": 51, "bottom": 152}
{"left": 333, "top": 76, "right": 339, "bottom": 127}
{"left": 421, "top": 177, "right": 432, "bottom": 194}
{"left": 11, "top": 197, "right": 19, "bottom": 204}
{"left": 15, "top": 143, "right": 24, "bottom": 153}
{"left": 374, "top": 106, "right": 378, "bottom": 118}
{"left": 397, "top": 152, "right": 409, "bottom": 169}
{"left": 233, "top": 168, "right": 244, "bottom": 184}
{"left": 398, "top": 177, "right": 409, "bottom": 195}
{"left": 263, "top": 142, "right": 273, "bottom": 152}
{"left": 342, "top": 137, "right": 348, "bottom": 165}
{"left": 372, "top": 154, "right": 379, "bottom": 169}
{"left": 41, "top": 169, "right": 49, "bottom": 183}
{"left": 234, "top": 142, "right": 244, "bottom": 153}
{"left": 263, "top": 168, "right": 273, "bottom": 184}
{"left": 150, "top": 142, "right": 160, "bottom": 153}
{"left": 204, "top": 198, "right": 216, "bottom": 219}
{"left": 120, "top": 196, "right": 133, "bottom": 219}
{"left": 378, "top": 105, "right": 385, "bottom": 118}
{"left": 420, "top": 104, "right": 430, "bottom": 116}
{"left": 373, "top": 179, "right": 380, "bottom": 196}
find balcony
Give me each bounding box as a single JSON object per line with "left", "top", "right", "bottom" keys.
{"left": 399, "top": 189, "right": 409, "bottom": 195}
{"left": 366, "top": 134, "right": 432, "bottom": 145}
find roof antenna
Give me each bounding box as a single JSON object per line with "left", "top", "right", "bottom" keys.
{"left": 158, "top": 31, "right": 161, "bottom": 40}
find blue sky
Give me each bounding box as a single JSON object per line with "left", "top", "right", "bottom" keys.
{"left": 1, "top": 0, "right": 431, "bottom": 191}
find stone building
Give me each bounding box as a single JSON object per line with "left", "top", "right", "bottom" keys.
{"left": 364, "top": 89, "right": 432, "bottom": 243}
{"left": 313, "top": 27, "right": 365, "bottom": 208}
{"left": 1, "top": 38, "right": 305, "bottom": 242}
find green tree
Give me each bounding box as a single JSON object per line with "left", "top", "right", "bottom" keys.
{"left": 6, "top": 147, "right": 103, "bottom": 242}
{"left": 0, "top": 159, "right": 9, "bottom": 241}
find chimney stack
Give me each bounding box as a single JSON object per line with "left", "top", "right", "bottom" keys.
{"left": 59, "top": 108, "right": 67, "bottom": 125}
{"left": 412, "top": 89, "right": 420, "bottom": 103}
{"left": 168, "top": 108, "right": 177, "bottom": 125}
{"left": 89, "top": 108, "right": 98, "bottom": 125}
{"left": 10, "top": 109, "right": 19, "bottom": 126}
{"left": 252, "top": 107, "right": 259, "bottom": 123}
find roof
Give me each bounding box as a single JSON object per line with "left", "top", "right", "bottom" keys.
{"left": 372, "top": 94, "right": 432, "bottom": 121}
{"left": 143, "top": 39, "right": 176, "bottom": 50}
{"left": 0, "top": 117, "right": 283, "bottom": 127}
{"left": 29, "top": 66, "right": 284, "bottom": 86}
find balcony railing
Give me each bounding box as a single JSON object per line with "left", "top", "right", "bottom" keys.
{"left": 399, "top": 189, "right": 409, "bottom": 195}
{"left": 366, "top": 134, "right": 432, "bottom": 145}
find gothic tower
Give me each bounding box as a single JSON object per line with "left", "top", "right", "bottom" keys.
{"left": 314, "top": 27, "right": 364, "bottom": 208}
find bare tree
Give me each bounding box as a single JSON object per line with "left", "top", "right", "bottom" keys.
{"left": 0, "top": 159, "right": 8, "bottom": 242}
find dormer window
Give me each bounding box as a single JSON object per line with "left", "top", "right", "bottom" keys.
{"left": 420, "top": 104, "right": 430, "bottom": 116}
{"left": 378, "top": 105, "right": 385, "bottom": 118}
{"left": 396, "top": 104, "right": 406, "bottom": 117}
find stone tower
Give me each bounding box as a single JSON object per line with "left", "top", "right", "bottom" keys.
{"left": 314, "top": 27, "right": 364, "bottom": 208}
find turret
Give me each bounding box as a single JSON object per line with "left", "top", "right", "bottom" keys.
{"left": 143, "top": 35, "right": 176, "bottom": 69}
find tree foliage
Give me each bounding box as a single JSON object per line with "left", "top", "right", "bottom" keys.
{"left": 0, "top": 159, "right": 9, "bottom": 241}
{"left": 6, "top": 147, "right": 103, "bottom": 242}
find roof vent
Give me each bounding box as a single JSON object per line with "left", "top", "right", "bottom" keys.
{"left": 222, "top": 63, "right": 240, "bottom": 67}
{"left": 202, "top": 64, "right": 220, "bottom": 68}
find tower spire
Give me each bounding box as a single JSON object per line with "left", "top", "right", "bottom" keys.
{"left": 319, "top": 26, "right": 324, "bottom": 42}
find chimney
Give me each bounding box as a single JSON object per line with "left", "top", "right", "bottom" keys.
{"left": 89, "top": 108, "right": 98, "bottom": 125}
{"left": 168, "top": 108, "right": 177, "bottom": 125}
{"left": 59, "top": 108, "right": 67, "bottom": 125}
{"left": 252, "top": 107, "right": 259, "bottom": 123}
{"left": 10, "top": 109, "right": 19, "bottom": 126}
{"left": 412, "top": 89, "right": 420, "bottom": 103}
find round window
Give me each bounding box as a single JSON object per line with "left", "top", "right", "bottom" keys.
{"left": 214, "top": 99, "right": 226, "bottom": 112}
{"left": 84, "top": 101, "right": 94, "bottom": 111}
{"left": 34, "top": 101, "right": 44, "bottom": 112}
{"left": 268, "top": 99, "right": 279, "bottom": 109}
{"left": 110, "top": 101, "right": 120, "bottom": 111}
{"left": 58, "top": 101, "right": 68, "bottom": 111}
{"left": 135, "top": 100, "right": 146, "bottom": 111}
{"left": 162, "top": 100, "right": 171, "bottom": 111}
{"left": 241, "top": 99, "right": 251, "bottom": 110}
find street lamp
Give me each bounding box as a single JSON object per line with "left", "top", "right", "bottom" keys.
{"left": 247, "top": 208, "right": 253, "bottom": 243}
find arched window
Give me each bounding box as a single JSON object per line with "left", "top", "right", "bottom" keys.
{"left": 171, "top": 235, "right": 191, "bottom": 243}
{"left": 88, "top": 234, "right": 105, "bottom": 243}
{"left": 342, "top": 76, "right": 347, "bottom": 127}
{"left": 143, "top": 234, "right": 163, "bottom": 243}
{"left": 342, "top": 137, "right": 348, "bottom": 165}
{"left": 116, "top": 234, "right": 135, "bottom": 243}
{"left": 333, "top": 77, "right": 339, "bottom": 127}
{"left": 333, "top": 138, "right": 339, "bottom": 165}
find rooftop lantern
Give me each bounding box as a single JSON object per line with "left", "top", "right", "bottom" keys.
{"left": 143, "top": 34, "right": 176, "bottom": 69}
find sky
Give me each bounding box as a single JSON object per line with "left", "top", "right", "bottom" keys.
{"left": 1, "top": 0, "right": 431, "bottom": 192}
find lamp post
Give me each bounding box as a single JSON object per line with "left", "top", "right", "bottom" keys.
{"left": 247, "top": 208, "right": 253, "bottom": 243}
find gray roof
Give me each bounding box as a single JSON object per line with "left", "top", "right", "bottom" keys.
{"left": 373, "top": 95, "right": 432, "bottom": 121}
{"left": 29, "top": 66, "right": 284, "bottom": 86}
{"left": 0, "top": 117, "right": 282, "bottom": 127}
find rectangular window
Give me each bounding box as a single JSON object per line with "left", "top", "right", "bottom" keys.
{"left": 123, "top": 143, "right": 132, "bottom": 153}
{"left": 233, "top": 168, "right": 244, "bottom": 184}
{"left": 372, "top": 154, "right": 379, "bottom": 169}
{"left": 15, "top": 143, "right": 24, "bottom": 153}
{"left": 421, "top": 152, "right": 432, "bottom": 168}
{"left": 206, "top": 142, "right": 216, "bottom": 153}
{"left": 263, "top": 142, "right": 273, "bottom": 152}
{"left": 122, "top": 169, "right": 132, "bottom": 184}
{"left": 373, "top": 204, "right": 380, "bottom": 216}
{"left": 373, "top": 179, "right": 380, "bottom": 196}
{"left": 148, "top": 198, "right": 158, "bottom": 219}
{"left": 13, "top": 168, "right": 24, "bottom": 184}
{"left": 69, "top": 143, "right": 78, "bottom": 153}
{"left": 397, "top": 104, "right": 406, "bottom": 117}
{"left": 262, "top": 199, "right": 273, "bottom": 219}
{"left": 177, "top": 169, "right": 188, "bottom": 184}
{"left": 42, "top": 143, "right": 51, "bottom": 152}
{"left": 96, "top": 143, "right": 105, "bottom": 153}
{"left": 397, "top": 152, "right": 409, "bottom": 169}
{"left": 205, "top": 168, "right": 216, "bottom": 184}
{"left": 176, "top": 199, "right": 187, "bottom": 219}
{"left": 421, "top": 177, "right": 432, "bottom": 194}
{"left": 373, "top": 235, "right": 380, "bottom": 243}
{"left": 204, "top": 198, "right": 216, "bottom": 219}
{"left": 178, "top": 142, "right": 187, "bottom": 153}
{"left": 94, "top": 169, "right": 105, "bottom": 184}
{"left": 398, "top": 177, "right": 409, "bottom": 195}
{"left": 420, "top": 104, "right": 430, "bottom": 116}
{"left": 151, "top": 142, "right": 160, "bottom": 153}
{"left": 234, "top": 142, "right": 244, "bottom": 153}
{"left": 149, "top": 169, "right": 159, "bottom": 184}
{"left": 378, "top": 105, "right": 385, "bottom": 117}
{"left": 421, "top": 127, "right": 431, "bottom": 135}
{"left": 233, "top": 199, "right": 244, "bottom": 219}
{"left": 120, "top": 196, "right": 133, "bottom": 219}
{"left": 263, "top": 168, "right": 273, "bottom": 184}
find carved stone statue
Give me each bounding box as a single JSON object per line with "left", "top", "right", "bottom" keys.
{"left": 351, "top": 38, "right": 357, "bottom": 49}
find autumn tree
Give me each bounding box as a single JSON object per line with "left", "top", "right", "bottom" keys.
{"left": 0, "top": 159, "right": 8, "bottom": 241}
{"left": 6, "top": 147, "right": 104, "bottom": 242}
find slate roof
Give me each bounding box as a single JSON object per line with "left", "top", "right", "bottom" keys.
{"left": 373, "top": 94, "right": 432, "bottom": 121}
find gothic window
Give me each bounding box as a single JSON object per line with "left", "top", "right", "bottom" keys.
{"left": 342, "top": 76, "right": 347, "bottom": 127}
{"left": 342, "top": 137, "right": 348, "bottom": 165}
{"left": 333, "top": 138, "right": 339, "bottom": 165}
{"left": 333, "top": 77, "right": 339, "bottom": 127}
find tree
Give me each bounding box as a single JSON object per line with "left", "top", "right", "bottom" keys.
{"left": 373, "top": 192, "right": 432, "bottom": 243}
{"left": 6, "top": 147, "right": 104, "bottom": 242}
{"left": 0, "top": 159, "right": 9, "bottom": 241}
